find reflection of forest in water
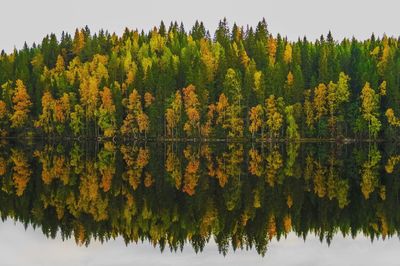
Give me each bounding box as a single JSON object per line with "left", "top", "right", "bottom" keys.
{"left": 1, "top": 140, "right": 400, "bottom": 255}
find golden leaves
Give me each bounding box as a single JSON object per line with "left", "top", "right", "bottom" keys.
{"left": 313, "top": 83, "right": 327, "bottom": 120}
{"left": 267, "top": 38, "right": 277, "bottom": 65}
{"left": 72, "top": 29, "right": 85, "bottom": 55}
{"left": 121, "top": 89, "right": 149, "bottom": 137}
{"left": 182, "top": 85, "right": 200, "bottom": 137}
{"left": 265, "top": 95, "right": 283, "bottom": 137}
{"left": 249, "top": 105, "right": 264, "bottom": 137}
{"left": 144, "top": 92, "right": 155, "bottom": 107}
{"left": 283, "top": 43, "right": 292, "bottom": 64}
{"left": 10, "top": 80, "right": 32, "bottom": 128}
{"left": 0, "top": 100, "right": 6, "bottom": 120}
{"left": 165, "top": 90, "right": 182, "bottom": 138}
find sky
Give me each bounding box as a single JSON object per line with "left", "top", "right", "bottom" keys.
{"left": 1, "top": 0, "right": 400, "bottom": 52}
{"left": 1, "top": 219, "right": 400, "bottom": 266}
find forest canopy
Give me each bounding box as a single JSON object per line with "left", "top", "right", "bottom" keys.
{"left": 1, "top": 19, "right": 400, "bottom": 140}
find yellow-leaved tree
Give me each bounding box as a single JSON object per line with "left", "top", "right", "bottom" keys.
{"left": 97, "top": 87, "right": 116, "bottom": 137}
{"left": 249, "top": 104, "right": 264, "bottom": 139}
{"left": 165, "top": 90, "right": 182, "bottom": 138}
{"left": 10, "top": 80, "right": 32, "bottom": 129}
{"left": 360, "top": 82, "right": 381, "bottom": 139}
{"left": 182, "top": 85, "right": 201, "bottom": 138}
{"left": 265, "top": 95, "right": 284, "bottom": 139}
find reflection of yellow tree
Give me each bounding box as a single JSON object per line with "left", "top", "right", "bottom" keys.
{"left": 326, "top": 154, "right": 349, "bottom": 208}
{"left": 166, "top": 145, "right": 182, "bottom": 189}
{"left": 376, "top": 209, "right": 389, "bottom": 240}
{"left": 215, "top": 144, "right": 243, "bottom": 188}
{"left": 97, "top": 142, "right": 116, "bottom": 192}
{"left": 201, "top": 145, "right": 215, "bottom": 177}
{"left": 74, "top": 222, "right": 86, "bottom": 246}
{"left": 199, "top": 198, "right": 217, "bottom": 237}
{"left": 303, "top": 154, "right": 314, "bottom": 191}
{"left": 286, "top": 194, "right": 293, "bottom": 208}
{"left": 0, "top": 156, "right": 6, "bottom": 176}
{"left": 361, "top": 146, "right": 381, "bottom": 199}
{"left": 249, "top": 148, "right": 263, "bottom": 177}
{"left": 144, "top": 171, "right": 154, "bottom": 188}
{"left": 265, "top": 148, "right": 282, "bottom": 187}
{"left": 34, "top": 145, "right": 70, "bottom": 185}
{"left": 121, "top": 145, "right": 150, "bottom": 190}
{"left": 182, "top": 145, "right": 200, "bottom": 196}
{"left": 267, "top": 215, "right": 277, "bottom": 240}
{"left": 215, "top": 156, "right": 228, "bottom": 187}
{"left": 336, "top": 180, "right": 350, "bottom": 209}
{"left": 283, "top": 215, "right": 292, "bottom": 234}
{"left": 305, "top": 152, "right": 349, "bottom": 207}
{"left": 385, "top": 155, "right": 400, "bottom": 173}
{"left": 284, "top": 143, "right": 299, "bottom": 177}
{"left": 70, "top": 144, "right": 84, "bottom": 175}
{"left": 253, "top": 189, "right": 261, "bottom": 208}
{"left": 313, "top": 162, "right": 326, "bottom": 198}
{"left": 11, "top": 149, "right": 31, "bottom": 196}
{"left": 77, "top": 161, "right": 109, "bottom": 221}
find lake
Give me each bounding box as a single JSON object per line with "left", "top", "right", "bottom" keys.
{"left": 1, "top": 140, "right": 400, "bottom": 265}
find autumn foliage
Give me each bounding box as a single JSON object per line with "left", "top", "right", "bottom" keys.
{"left": 0, "top": 20, "right": 399, "bottom": 140}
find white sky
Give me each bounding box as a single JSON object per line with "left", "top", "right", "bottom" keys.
{"left": 1, "top": 0, "right": 400, "bottom": 52}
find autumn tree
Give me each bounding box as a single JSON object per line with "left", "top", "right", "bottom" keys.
{"left": 360, "top": 82, "right": 381, "bottom": 139}
{"left": 70, "top": 104, "right": 85, "bottom": 136}
{"left": 165, "top": 91, "right": 182, "bottom": 138}
{"left": 72, "top": 28, "right": 85, "bottom": 55}
{"left": 249, "top": 104, "right": 264, "bottom": 138}
{"left": 0, "top": 100, "right": 9, "bottom": 136}
{"left": 182, "top": 85, "right": 201, "bottom": 138}
{"left": 265, "top": 95, "right": 284, "bottom": 139}
{"left": 222, "top": 68, "right": 244, "bottom": 138}
{"left": 10, "top": 80, "right": 32, "bottom": 130}
{"left": 97, "top": 87, "right": 117, "bottom": 137}
{"left": 121, "top": 89, "right": 149, "bottom": 138}
{"left": 35, "top": 91, "right": 55, "bottom": 135}
{"left": 326, "top": 72, "right": 350, "bottom": 136}
{"left": 285, "top": 105, "right": 300, "bottom": 140}
{"left": 303, "top": 89, "right": 314, "bottom": 132}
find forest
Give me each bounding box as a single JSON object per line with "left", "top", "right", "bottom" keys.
{"left": 1, "top": 141, "right": 400, "bottom": 255}
{"left": 1, "top": 19, "right": 400, "bottom": 140}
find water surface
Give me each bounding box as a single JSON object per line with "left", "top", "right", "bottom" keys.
{"left": 1, "top": 141, "right": 400, "bottom": 264}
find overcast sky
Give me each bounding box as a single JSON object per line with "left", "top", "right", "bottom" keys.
{"left": 1, "top": 0, "right": 400, "bottom": 52}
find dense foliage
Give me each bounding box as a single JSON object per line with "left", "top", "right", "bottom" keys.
{"left": 1, "top": 141, "right": 400, "bottom": 255}
{"left": 1, "top": 19, "right": 400, "bottom": 140}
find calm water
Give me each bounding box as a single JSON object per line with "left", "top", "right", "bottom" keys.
{"left": 1, "top": 141, "right": 400, "bottom": 264}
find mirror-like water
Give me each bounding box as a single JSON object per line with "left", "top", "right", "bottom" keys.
{"left": 1, "top": 141, "right": 400, "bottom": 257}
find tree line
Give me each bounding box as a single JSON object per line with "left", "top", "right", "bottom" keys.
{"left": 1, "top": 19, "right": 400, "bottom": 140}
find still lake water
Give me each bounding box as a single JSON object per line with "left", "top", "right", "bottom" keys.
{"left": 1, "top": 140, "right": 400, "bottom": 265}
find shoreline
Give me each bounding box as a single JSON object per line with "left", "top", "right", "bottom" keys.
{"left": 0, "top": 136, "right": 393, "bottom": 143}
